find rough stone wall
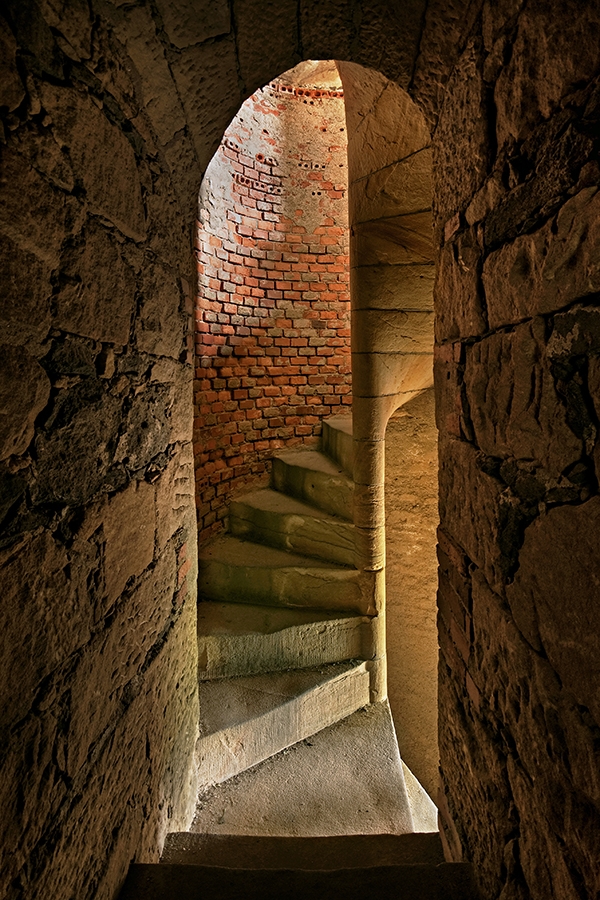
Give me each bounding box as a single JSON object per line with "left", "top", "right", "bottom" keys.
{"left": 434, "top": 3, "right": 600, "bottom": 898}
{"left": 4, "top": 1, "right": 600, "bottom": 899}
{"left": 385, "top": 389, "right": 438, "bottom": 800}
{"left": 0, "top": 4, "right": 203, "bottom": 898}
{"left": 1, "top": 1, "right": 462, "bottom": 896}
{"left": 194, "top": 76, "right": 350, "bottom": 542}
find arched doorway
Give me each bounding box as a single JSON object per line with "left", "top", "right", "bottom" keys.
{"left": 192, "top": 58, "right": 439, "bottom": 825}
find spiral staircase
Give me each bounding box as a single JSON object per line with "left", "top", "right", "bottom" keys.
{"left": 118, "top": 416, "right": 478, "bottom": 899}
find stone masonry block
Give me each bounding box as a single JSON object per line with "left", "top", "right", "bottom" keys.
{"left": 0, "top": 346, "right": 50, "bottom": 461}
{"left": 40, "top": 83, "right": 146, "bottom": 241}
{"left": 104, "top": 479, "right": 156, "bottom": 605}
{"left": 483, "top": 187, "right": 600, "bottom": 330}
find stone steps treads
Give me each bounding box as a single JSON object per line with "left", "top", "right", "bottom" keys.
{"left": 197, "top": 601, "right": 371, "bottom": 681}
{"left": 228, "top": 487, "right": 355, "bottom": 567}
{"left": 119, "top": 862, "right": 479, "bottom": 900}
{"left": 271, "top": 448, "right": 353, "bottom": 520}
{"left": 191, "top": 701, "right": 413, "bottom": 837}
{"left": 196, "top": 661, "right": 370, "bottom": 788}
{"left": 322, "top": 414, "right": 353, "bottom": 478}
{"left": 161, "top": 831, "right": 445, "bottom": 868}
{"left": 198, "top": 535, "right": 365, "bottom": 614}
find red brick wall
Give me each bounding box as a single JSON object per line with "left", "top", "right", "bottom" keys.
{"left": 194, "top": 78, "right": 351, "bottom": 542}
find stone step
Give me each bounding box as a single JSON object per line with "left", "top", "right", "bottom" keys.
{"left": 190, "top": 701, "right": 414, "bottom": 837}
{"left": 271, "top": 449, "right": 353, "bottom": 520}
{"left": 195, "top": 662, "right": 370, "bottom": 788}
{"left": 198, "top": 535, "right": 366, "bottom": 614}
{"left": 197, "top": 601, "right": 371, "bottom": 681}
{"left": 322, "top": 414, "right": 353, "bottom": 477}
{"left": 161, "top": 831, "right": 445, "bottom": 869}
{"left": 229, "top": 487, "right": 355, "bottom": 566}
{"left": 120, "top": 861, "right": 479, "bottom": 900}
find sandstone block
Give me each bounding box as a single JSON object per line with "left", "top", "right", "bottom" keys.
{"left": 299, "top": 0, "right": 355, "bottom": 62}
{"left": 484, "top": 115, "right": 593, "bottom": 251}
{"left": 350, "top": 148, "right": 432, "bottom": 224}
{"left": 67, "top": 543, "right": 177, "bottom": 776}
{"left": 141, "top": 593, "right": 199, "bottom": 838}
{"left": 469, "top": 568, "right": 600, "bottom": 899}
{"left": 12, "top": 123, "right": 76, "bottom": 193}
{"left": 0, "top": 145, "right": 82, "bottom": 268}
{"left": 40, "top": 83, "right": 146, "bottom": 241}
{"left": 137, "top": 262, "right": 185, "bottom": 358}
{"left": 506, "top": 496, "right": 600, "bottom": 724}
{"left": 161, "top": 132, "right": 205, "bottom": 228}
{"left": 351, "top": 212, "right": 433, "bottom": 267}
{"left": 0, "top": 531, "right": 92, "bottom": 729}
{"left": 437, "top": 657, "right": 513, "bottom": 900}
{"left": 36, "top": 0, "right": 92, "bottom": 60}
{"left": 112, "top": 5, "right": 186, "bottom": 146}
{"left": 435, "top": 228, "right": 486, "bottom": 342}
{"left": 0, "top": 14, "right": 25, "bottom": 111}
{"left": 103, "top": 478, "right": 156, "bottom": 605}
{"left": 483, "top": 188, "right": 600, "bottom": 329}
{"left": 234, "top": 0, "right": 299, "bottom": 93}
{"left": 155, "top": 442, "right": 195, "bottom": 552}
{"left": 463, "top": 321, "right": 583, "bottom": 481}
{"left": 339, "top": 62, "right": 429, "bottom": 182}
{"left": 494, "top": 0, "right": 600, "bottom": 146}
{"left": 465, "top": 173, "right": 505, "bottom": 226}
{"left": 170, "top": 39, "right": 241, "bottom": 174}
{"left": 0, "top": 466, "right": 27, "bottom": 529}
{"left": 34, "top": 385, "right": 122, "bottom": 506}
{"left": 351, "top": 263, "right": 434, "bottom": 312}
{"left": 548, "top": 305, "right": 600, "bottom": 361}
{"left": 54, "top": 220, "right": 136, "bottom": 346}
{"left": 115, "top": 383, "right": 174, "bottom": 473}
{"left": 410, "top": 0, "right": 482, "bottom": 125}
{"left": 438, "top": 437, "right": 511, "bottom": 590}
{"left": 352, "top": 308, "right": 433, "bottom": 355}
{"left": 155, "top": 0, "right": 230, "bottom": 49}
{"left": 0, "top": 346, "right": 50, "bottom": 461}
{"left": 4, "top": 0, "right": 64, "bottom": 79}
{"left": 25, "top": 594, "right": 197, "bottom": 900}
{"left": 433, "top": 341, "right": 464, "bottom": 439}
{"left": 0, "top": 704, "right": 68, "bottom": 889}
{"left": 433, "top": 40, "right": 489, "bottom": 226}
{"left": 353, "top": 351, "right": 433, "bottom": 406}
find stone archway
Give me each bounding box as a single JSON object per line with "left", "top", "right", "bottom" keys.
{"left": 192, "top": 57, "right": 439, "bottom": 815}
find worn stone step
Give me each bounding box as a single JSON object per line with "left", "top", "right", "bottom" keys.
{"left": 229, "top": 487, "right": 355, "bottom": 566}
{"left": 197, "top": 601, "right": 371, "bottom": 681}
{"left": 191, "top": 701, "right": 414, "bottom": 837}
{"left": 271, "top": 449, "right": 353, "bottom": 520}
{"left": 195, "top": 662, "right": 370, "bottom": 788}
{"left": 322, "top": 414, "right": 353, "bottom": 477}
{"left": 161, "top": 831, "right": 445, "bottom": 869}
{"left": 198, "top": 535, "right": 366, "bottom": 614}
{"left": 120, "top": 861, "right": 479, "bottom": 900}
